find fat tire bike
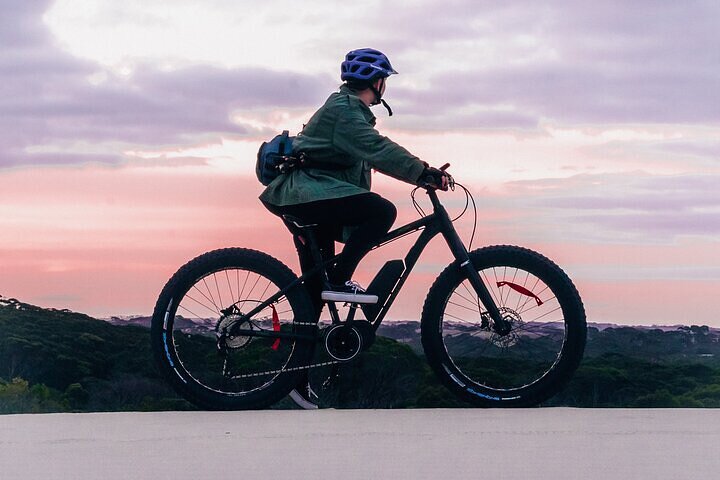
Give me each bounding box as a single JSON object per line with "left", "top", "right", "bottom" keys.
{"left": 150, "top": 174, "right": 586, "bottom": 409}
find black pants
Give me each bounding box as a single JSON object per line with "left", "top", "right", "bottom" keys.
{"left": 263, "top": 192, "right": 397, "bottom": 319}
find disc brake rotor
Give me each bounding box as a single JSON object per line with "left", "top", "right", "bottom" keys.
{"left": 489, "top": 307, "right": 524, "bottom": 348}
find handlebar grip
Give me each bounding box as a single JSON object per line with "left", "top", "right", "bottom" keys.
{"left": 423, "top": 175, "right": 449, "bottom": 191}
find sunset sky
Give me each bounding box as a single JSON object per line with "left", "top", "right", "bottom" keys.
{"left": 1, "top": 0, "right": 719, "bottom": 325}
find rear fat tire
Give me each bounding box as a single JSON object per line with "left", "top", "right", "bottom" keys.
{"left": 150, "top": 248, "right": 315, "bottom": 410}
{"left": 421, "top": 245, "right": 586, "bottom": 407}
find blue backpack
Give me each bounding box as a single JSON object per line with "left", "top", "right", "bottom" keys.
{"left": 256, "top": 130, "right": 296, "bottom": 186}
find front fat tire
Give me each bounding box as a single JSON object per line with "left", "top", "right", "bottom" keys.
{"left": 421, "top": 245, "right": 586, "bottom": 407}
{"left": 150, "top": 248, "right": 315, "bottom": 410}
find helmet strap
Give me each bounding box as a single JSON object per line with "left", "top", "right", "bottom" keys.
{"left": 381, "top": 99, "right": 393, "bottom": 116}
{"left": 370, "top": 78, "right": 393, "bottom": 116}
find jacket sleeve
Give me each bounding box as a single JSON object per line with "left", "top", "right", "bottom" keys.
{"left": 333, "top": 102, "right": 427, "bottom": 185}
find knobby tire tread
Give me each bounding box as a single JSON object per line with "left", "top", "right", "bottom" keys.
{"left": 150, "top": 248, "right": 315, "bottom": 410}
{"left": 420, "top": 245, "right": 587, "bottom": 407}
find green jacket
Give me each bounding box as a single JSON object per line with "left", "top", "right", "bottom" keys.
{"left": 259, "top": 85, "right": 427, "bottom": 206}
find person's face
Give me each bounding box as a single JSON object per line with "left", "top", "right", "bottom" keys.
{"left": 375, "top": 77, "right": 387, "bottom": 96}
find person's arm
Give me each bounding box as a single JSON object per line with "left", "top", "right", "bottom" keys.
{"left": 334, "top": 104, "right": 427, "bottom": 184}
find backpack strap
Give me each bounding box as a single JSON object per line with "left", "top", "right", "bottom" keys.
{"left": 279, "top": 130, "right": 290, "bottom": 155}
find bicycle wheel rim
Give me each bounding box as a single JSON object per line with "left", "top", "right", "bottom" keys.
{"left": 440, "top": 264, "right": 569, "bottom": 394}
{"left": 164, "top": 266, "right": 299, "bottom": 397}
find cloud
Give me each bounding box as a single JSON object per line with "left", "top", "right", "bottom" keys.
{"left": 0, "top": 0, "right": 333, "bottom": 168}
{"left": 506, "top": 172, "right": 720, "bottom": 242}
{"left": 652, "top": 140, "right": 720, "bottom": 161}
{"left": 3, "top": 0, "right": 720, "bottom": 169}
{"left": 0, "top": 1, "right": 49, "bottom": 48}
{"left": 418, "top": 62, "right": 719, "bottom": 126}
{"left": 378, "top": 0, "right": 720, "bottom": 129}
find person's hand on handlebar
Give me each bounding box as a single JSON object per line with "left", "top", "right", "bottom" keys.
{"left": 421, "top": 166, "right": 452, "bottom": 191}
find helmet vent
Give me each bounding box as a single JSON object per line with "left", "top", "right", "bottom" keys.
{"left": 340, "top": 48, "right": 397, "bottom": 82}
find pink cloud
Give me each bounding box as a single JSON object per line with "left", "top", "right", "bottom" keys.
{"left": 0, "top": 164, "right": 507, "bottom": 316}
{"left": 2, "top": 164, "right": 720, "bottom": 326}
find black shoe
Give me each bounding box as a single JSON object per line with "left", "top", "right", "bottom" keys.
{"left": 321, "top": 281, "right": 379, "bottom": 304}
{"left": 289, "top": 382, "right": 319, "bottom": 410}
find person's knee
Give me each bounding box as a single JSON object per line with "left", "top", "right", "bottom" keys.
{"left": 379, "top": 197, "right": 397, "bottom": 230}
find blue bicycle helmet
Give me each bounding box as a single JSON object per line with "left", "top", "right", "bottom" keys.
{"left": 341, "top": 48, "right": 398, "bottom": 82}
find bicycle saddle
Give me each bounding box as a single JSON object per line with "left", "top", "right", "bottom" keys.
{"left": 282, "top": 214, "right": 318, "bottom": 229}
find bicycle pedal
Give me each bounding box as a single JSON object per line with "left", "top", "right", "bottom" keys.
{"left": 320, "top": 291, "right": 379, "bottom": 304}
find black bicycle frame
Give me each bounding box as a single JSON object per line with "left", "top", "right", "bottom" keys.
{"left": 229, "top": 188, "right": 506, "bottom": 341}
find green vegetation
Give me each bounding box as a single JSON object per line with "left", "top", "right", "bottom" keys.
{"left": 0, "top": 298, "right": 191, "bottom": 413}
{"left": 1, "top": 297, "right": 720, "bottom": 412}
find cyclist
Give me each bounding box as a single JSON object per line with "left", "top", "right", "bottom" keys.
{"left": 261, "top": 49, "right": 449, "bottom": 407}
{"left": 260, "top": 48, "right": 449, "bottom": 321}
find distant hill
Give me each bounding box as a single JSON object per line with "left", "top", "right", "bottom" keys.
{"left": 0, "top": 295, "right": 189, "bottom": 413}
{"left": 2, "top": 295, "right": 720, "bottom": 411}
{"left": 107, "top": 314, "right": 720, "bottom": 363}
{"left": 376, "top": 321, "right": 720, "bottom": 365}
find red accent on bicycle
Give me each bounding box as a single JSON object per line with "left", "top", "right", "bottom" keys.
{"left": 271, "top": 305, "right": 281, "bottom": 351}
{"left": 497, "top": 281, "right": 544, "bottom": 306}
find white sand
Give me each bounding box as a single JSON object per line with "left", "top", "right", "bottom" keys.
{"left": 1, "top": 409, "right": 718, "bottom": 479}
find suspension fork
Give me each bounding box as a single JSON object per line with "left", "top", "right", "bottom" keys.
{"left": 428, "top": 190, "right": 509, "bottom": 333}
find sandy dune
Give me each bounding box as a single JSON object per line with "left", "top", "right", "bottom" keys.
{"left": 1, "top": 409, "right": 718, "bottom": 479}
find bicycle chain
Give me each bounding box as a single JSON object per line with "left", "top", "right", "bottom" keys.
{"left": 230, "top": 359, "right": 341, "bottom": 380}
{"left": 229, "top": 321, "right": 342, "bottom": 380}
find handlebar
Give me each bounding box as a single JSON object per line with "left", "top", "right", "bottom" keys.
{"left": 421, "top": 163, "right": 454, "bottom": 192}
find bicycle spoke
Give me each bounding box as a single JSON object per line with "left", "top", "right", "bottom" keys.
{"left": 190, "top": 285, "right": 220, "bottom": 315}
{"left": 512, "top": 269, "right": 526, "bottom": 312}
{"left": 451, "top": 288, "right": 482, "bottom": 310}
{"left": 238, "top": 270, "right": 251, "bottom": 304}
{"left": 501, "top": 267, "right": 512, "bottom": 306}
{"left": 524, "top": 305, "right": 562, "bottom": 323}
{"left": 183, "top": 292, "right": 218, "bottom": 317}
{"left": 447, "top": 299, "right": 483, "bottom": 315}
{"left": 258, "top": 279, "right": 273, "bottom": 304}
{"left": 443, "top": 311, "right": 470, "bottom": 323}
{"left": 480, "top": 270, "right": 502, "bottom": 307}
{"left": 164, "top": 260, "right": 303, "bottom": 398}
{"left": 459, "top": 280, "right": 477, "bottom": 304}
{"left": 515, "top": 278, "right": 544, "bottom": 314}
{"left": 438, "top": 253, "right": 579, "bottom": 395}
{"left": 225, "top": 269, "right": 235, "bottom": 305}
{"left": 458, "top": 280, "right": 485, "bottom": 317}
{"left": 201, "top": 277, "right": 220, "bottom": 313}
{"left": 178, "top": 303, "right": 209, "bottom": 323}
{"left": 213, "top": 273, "right": 224, "bottom": 309}
{"left": 246, "top": 274, "right": 262, "bottom": 301}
